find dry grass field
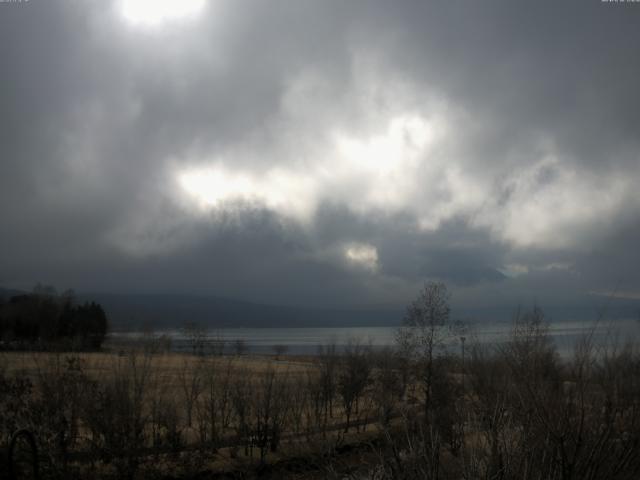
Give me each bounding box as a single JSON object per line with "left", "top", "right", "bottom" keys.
{"left": 0, "top": 350, "right": 315, "bottom": 381}
{"left": 4, "top": 310, "right": 640, "bottom": 479}
{"left": 0, "top": 345, "right": 401, "bottom": 479}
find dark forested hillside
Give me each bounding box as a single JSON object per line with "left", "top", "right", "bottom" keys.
{"left": 81, "top": 292, "right": 401, "bottom": 330}
{"left": 0, "top": 288, "right": 108, "bottom": 349}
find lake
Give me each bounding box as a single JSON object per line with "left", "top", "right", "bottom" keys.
{"left": 108, "top": 318, "right": 640, "bottom": 357}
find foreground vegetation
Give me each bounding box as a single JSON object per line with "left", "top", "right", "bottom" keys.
{"left": 2, "top": 284, "right": 640, "bottom": 479}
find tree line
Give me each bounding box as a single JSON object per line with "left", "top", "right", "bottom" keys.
{"left": 0, "top": 285, "right": 108, "bottom": 349}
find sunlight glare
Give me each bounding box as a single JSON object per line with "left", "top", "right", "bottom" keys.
{"left": 344, "top": 243, "right": 379, "bottom": 272}
{"left": 120, "top": 0, "right": 206, "bottom": 27}
{"left": 335, "top": 114, "right": 433, "bottom": 176}
{"left": 177, "top": 165, "right": 316, "bottom": 221}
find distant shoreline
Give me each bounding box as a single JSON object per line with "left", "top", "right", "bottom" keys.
{"left": 105, "top": 319, "right": 640, "bottom": 357}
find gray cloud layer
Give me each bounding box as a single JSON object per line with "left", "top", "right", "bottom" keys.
{"left": 2, "top": 0, "right": 640, "bottom": 314}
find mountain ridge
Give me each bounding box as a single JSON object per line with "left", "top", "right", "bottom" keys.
{"left": 2, "top": 287, "right": 639, "bottom": 330}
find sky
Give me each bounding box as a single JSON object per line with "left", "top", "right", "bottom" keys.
{"left": 1, "top": 0, "right": 640, "bottom": 315}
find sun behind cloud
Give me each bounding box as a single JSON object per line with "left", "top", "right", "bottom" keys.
{"left": 344, "top": 243, "right": 379, "bottom": 272}
{"left": 119, "top": 0, "right": 206, "bottom": 27}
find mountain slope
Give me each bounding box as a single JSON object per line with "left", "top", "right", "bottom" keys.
{"left": 77, "top": 292, "right": 402, "bottom": 330}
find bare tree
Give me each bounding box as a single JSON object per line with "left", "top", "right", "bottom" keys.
{"left": 338, "top": 339, "right": 371, "bottom": 432}
{"left": 196, "top": 357, "right": 234, "bottom": 448}
{"left": 82, "top": 351, "right": 153, "bottom": 480}
{"left": 31, "top": 353, "right": 91, "bottom": 476}
{"left": 233, "top": 338, "right": 248, "bottom": 356}
{"left": 288, "top": 374, "right": 309, "bottom": 434}
{"left": 148, "top": 360, "right": 182, "bottom": 451}
{"left": 183, "top": 321, "right": 207, "bottom": 356}
{"left": 210, "top": 330, "right": 226, "bottom": 356}
{"left": 272, "top": 344, "right": 289, "bottom": 359}
{"left": 252, "top": 367, "right": 290, "bottom": 461}
{"left": 305, "top": 369, "right": 326, "bottom": 436}
{"left": 396, "top": 281, "right": 452, "bottom": 419}
{"left": 230, "top": 367, "right": 254, "bottom": 457}
{"left": 372, "top": 347, "right": 403, "bottom": 426}
{"left": 317, "top": 343, "right": 338, "bottom": 428}
{"left": 178, "top": 357, "right": 204, "bottom": 428}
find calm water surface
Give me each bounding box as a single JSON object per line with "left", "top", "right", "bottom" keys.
{"left": 109, "top": 318, "right": 640, "bottom": 357}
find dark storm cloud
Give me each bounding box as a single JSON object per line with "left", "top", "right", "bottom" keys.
{"left": 1, "top": 0, "right": 639, "bottom": 313}
{"left": 366, "top": 1, "right": 640, "bottom": 167}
